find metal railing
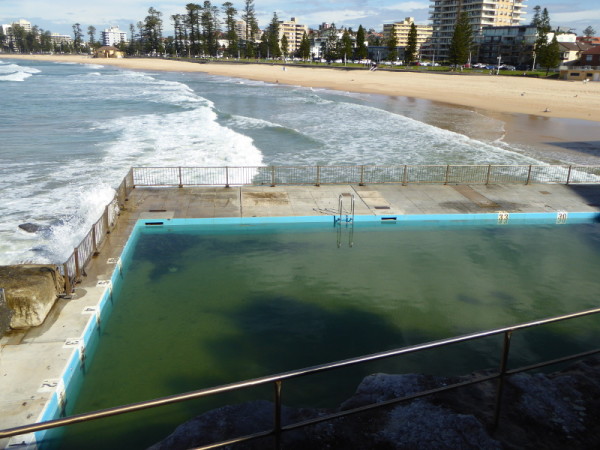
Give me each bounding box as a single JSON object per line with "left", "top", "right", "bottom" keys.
{"left": 58, "top": 169, "right": 134, "bottom": 293}
{"left": 1, "top": 306, "right": 599, "bottom": 448}
{"left": 131, "top": 165, "right": 600, "bottom": 187}
{"left": 57, "top": 164, "right": 600, "bottom": 292}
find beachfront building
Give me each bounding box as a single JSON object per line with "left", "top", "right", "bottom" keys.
{"left": 278, "top": 17, "right": 308, "bottom": 54}
{"left": 429, "top": 0, "right": 527, "bottom": 61}
{"left": 558, "top": 41, "right": 591, "bottom": 67}
{"left": 383, "top": 17, "right": 433, "bottom": 55}
{"left": 1, "top": 19, "right": 33, "bottom": 51}
{"left": 101, "top": 26, "right": 128, "bottom": 47}
{"left": 477, "top": 24, "right": 536, "bottom": 65}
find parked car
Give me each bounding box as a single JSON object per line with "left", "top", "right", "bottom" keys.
{"left": 500, "top": 64, "right": 516, "bottom": 70}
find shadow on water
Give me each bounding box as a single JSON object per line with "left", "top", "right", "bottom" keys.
{"left": 543, "top": 140, "right": 600, "bottom": 158}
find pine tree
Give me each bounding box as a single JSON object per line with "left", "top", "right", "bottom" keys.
{"left": 267, "top": 12, "right": 281, "bottom": 58}
{"left": 387, "top": 26, "right": 398, "bottom": 61}
{"left": 72, "top": 23, "right": 83, "bottom": 53}
{"left": 281, "top": 34, "right": 289, "bottom": 59}
{"left": 405, "top": 23, "right": 418, "bottom": 64}
{"left": 356, "top": 25, "right": 368, "bottom": 60}
{"left": 341, "top": 29, "right": 353, "bottom": 62}
{"left": 299, "top": 31, "right": 310, "bottom": 60}
{"left": 222, "top": 2, "right": 238, "bottom": 58}
{"left": 538, "top": 34, "right": 560, "bottom": 74}
{"left": 241, "top": 0, "right": 258, "bottom": 58}
{"left": 448, "top": 11, "right": 473, "bottom": 66}
{"left": 583, "top": 26, "right": 595, "bottom": 38}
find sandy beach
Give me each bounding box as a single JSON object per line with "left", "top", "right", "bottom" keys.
{"left": 3, "top": 54, "right": 600, "bottom": 123}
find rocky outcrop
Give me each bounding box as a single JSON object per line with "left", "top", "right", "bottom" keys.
{"left": 0, "top": 265, "right": 65, "bottom": 331}
{"left": 148, "top": 356, "right": 600, "bottom": 449}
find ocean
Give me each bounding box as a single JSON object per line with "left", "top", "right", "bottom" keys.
{"left": 1, "top": 58, "right": 598, "bottom": 266}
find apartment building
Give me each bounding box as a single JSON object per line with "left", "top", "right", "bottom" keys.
{"left": 278, "top": 17, "right": 308, "bottom": 54}
{"left": 101, "top": 26, "right": 128, "bottom": 47}
{"left": 383, "top": 17, "right": 433, "bottom": 51}
{"left": 429, "top": 0, "right": 527, "bottom": 60}
{"left": 477, "top": 24, "right": 536, "bottom": 65}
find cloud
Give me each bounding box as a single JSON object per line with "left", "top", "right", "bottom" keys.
{"left": 382, "top": 1, "right": 429, "bottom": 11}
{"left": 553, "top": 9, "right": 600, "bottom": 22}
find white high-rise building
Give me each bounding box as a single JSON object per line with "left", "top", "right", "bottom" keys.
{"left": 429, "top": 0, "right": 527, "bottom": 59}
{"left": 101, "top": 26, "right": 128, "bottom": 47}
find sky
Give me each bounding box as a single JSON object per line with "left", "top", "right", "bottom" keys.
{"left": 2, "top": 0, "right": 600, "bottom": 38}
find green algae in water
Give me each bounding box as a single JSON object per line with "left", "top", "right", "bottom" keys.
{"left": 58, "top": 221, "right": 600, "bottom": 449}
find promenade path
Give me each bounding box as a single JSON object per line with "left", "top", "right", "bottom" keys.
{"left": 2, "top": 183, "right": 600, "bottom": 447}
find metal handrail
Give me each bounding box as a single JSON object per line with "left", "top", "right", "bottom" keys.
{"left": 2, "top": 305, "right": 599, "bottom": 447}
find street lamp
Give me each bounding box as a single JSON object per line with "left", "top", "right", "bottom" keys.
{"left": 496, "top": 55, "right": 501, "bottom": 75}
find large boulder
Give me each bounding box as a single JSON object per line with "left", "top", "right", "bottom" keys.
{"left": 0, "top": 265, "right": 65, "bottom": 330}
{"left": 148, "top": 357, "right": 600, "bottom": 449}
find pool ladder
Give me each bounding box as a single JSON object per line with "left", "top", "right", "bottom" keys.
{"left": 335, "top": 193, "right": 355, "bottom": 248}
{"left": 336, "top": 193, "right": 355, "bottom": 224}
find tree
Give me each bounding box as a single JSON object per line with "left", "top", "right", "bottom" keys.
{"left": 356, "top": 25, "right": 368, "bottom": 60}
{"left": 72, "top": 23, "right": 83, "bottom": 53}
{"left": 87, "top": 26, "right": 97, "bottom": 48}
{"left": 405, "top": 23, "right": 418, "bottom": 64}
{"left": 538, "top": 34, "right": 560, "bottom": 74}
{"left": 241, "top": 0, "right": 258, "bottom": 58}
{"left": 281, "top": 34, "right": 289, "bottom": 59}
{"left": 583, "top": 26, "right": 596, "bottom": 38}
{"left": 267, "top": 12, "right": 281, "bottom": 58}
{"left": 299, "top": 31, "right": 310, "bottom": 60}
{"left": 200, "top": 1, "right": 220, "bottom": 56}
{"left": 143, "top": 7, "right": 164, "bottom": 54}
{"left": 448, "top": 11, "right": 473, "bottom": 66}
{"left": 186, "top": 3, "right": 202, "bottom": 56}
{"left": 322, "top": 23, "right": 339, "bottom": 61}
{"left": 387, "top": 26, "right": 398, "bottom": 61}
{"left": 222, "top": 2, "right": 238, "bottom": 58}
{"left": 340, "top": 29, "right": 353, "bottom": 62}
{"left": 532, "top": 6, "right": 552, "bottom": 70}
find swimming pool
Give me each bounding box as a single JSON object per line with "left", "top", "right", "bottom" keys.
{"left": 51, "top": 213, "right": 600, "bottom": 449}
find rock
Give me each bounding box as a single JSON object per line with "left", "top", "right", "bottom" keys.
{"left": 0, "top": 265, "right": 65, "bottom": 330}
{"left": 148, "top": 357, "right": 600, "bottom": 450}
{"left": 18, "top": 223, "right": 44, "bottom": 233}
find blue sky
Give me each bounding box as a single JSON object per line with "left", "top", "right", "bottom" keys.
{"left": 2, "top": 1, "right": 600, "bottom": 37}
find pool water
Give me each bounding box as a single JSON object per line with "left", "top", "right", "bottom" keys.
{"left": 57, "top": 218, "right": 600, "bottom": 449}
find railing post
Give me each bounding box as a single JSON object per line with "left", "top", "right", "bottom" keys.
{"left": 274, "top": 381, "right": 282, "bottom": 450}
{"left": 402, "top": 165, "right": 408, "bottom": 186}
{"left": 73, "top": 248, "right": 81, "bottom": 282}
{"left": 103, "top": 205, "right": 110, "bottom": 234}
{"left": 492, "top": 330, "right": 513, "bottom": 431}
{"left": 444, "top": 165, "right": 450, "bottom": 185}
{"left": 316, "top": 166, "right": 321, "bottom": 187}
{"left": 359, "top": 165, "right": 365, "bottom": 186}
{"left": 225, "top": 166, "right": 230, "bottom": 188}
{"left": 566, "top": 165, "right": 572, "bottom": 185}
{"left": 63, "top": 263, "right": 72, "bottom": 294}
{"left": 91, "top": 227, "right": 99, "bottom": 256}
{"left": 271, "top": 166, "right": 276, "bottom": 187}
{"left": 486, "top": 165, "right": 492, "bottom": 185}
{"left": 178, "top": 167, "right": 183, "bottom": 188}
{"left": 526, "top": 165, "right": 532, "bottom": 185}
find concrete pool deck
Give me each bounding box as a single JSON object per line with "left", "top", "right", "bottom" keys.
{"left": 2, "top": 182, "right": 600, "bottom": 447}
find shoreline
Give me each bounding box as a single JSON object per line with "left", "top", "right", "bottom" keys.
{"left": 2, "top": 54, "right": 600, "bottom": 123}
